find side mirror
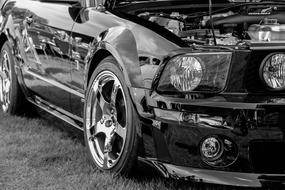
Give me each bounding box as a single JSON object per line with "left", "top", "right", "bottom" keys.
{"left": 68, "top": 5, "right": 82, "bottom": 22}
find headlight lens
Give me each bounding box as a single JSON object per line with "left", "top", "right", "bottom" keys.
{"left": 157, "top": 52, "right": 232, "bottom": 93}
{"left": 261, "top": 53, "right": 285, "bottom": 90}
{"left": 170, "top": 56, "right": 203, "bottom": 92}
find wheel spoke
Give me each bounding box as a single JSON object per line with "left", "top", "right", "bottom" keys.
{"left": 93, "top": 121, "right": 108, "bottom": 136}
{"left": 4, "top": 80, "right": 10, "bottom": 93}
{"left": 4, "top": 91, "right": 9, "bottom": 102}
{"left": 103, "top": 134, "right": 114, "bottom": 169}
{"left": 110, "top": 79, "right": 120, "bottom": 106}
{"left": 97, "top": 85, "right": 110, "bottom": 113}
{"left": 115, "top": 123, "right": 126, "bottom": 139}
{"left": 0, "top": 69, "right": 6, "bottom": 80}
{"left": 103, "top": 152, "right": 111, "bottom": 169}
{"left": 3, "top": 57, "right": 9, "bottom": 73}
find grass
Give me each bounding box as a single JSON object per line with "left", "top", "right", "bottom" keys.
{"left": 0, "top": 112, "right": 258, "bottom": 190}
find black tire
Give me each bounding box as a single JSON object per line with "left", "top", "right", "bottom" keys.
{"left": 84, "top": 56, "right": 138, "bottom": 175}
{"left": 0, "top": 41, "right": 26, "bottom": 115}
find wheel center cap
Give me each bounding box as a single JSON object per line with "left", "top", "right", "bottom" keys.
{"left": 105, "top": 120, "right": 113, "bottom": 128}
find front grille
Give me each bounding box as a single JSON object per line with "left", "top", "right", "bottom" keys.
{"left": 249, "top": 141, "right": 285, "bottom": 174}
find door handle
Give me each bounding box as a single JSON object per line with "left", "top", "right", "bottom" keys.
{"left": 24, "top": 16, "right": 34, "bottom": 25}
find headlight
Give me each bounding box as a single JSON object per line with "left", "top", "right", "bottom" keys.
{"left": 157, "top": 52, "right": 232, "bottom": 93}
{"left": 170, "top": 56, "right": 203, "bottom": 92}
{"left": 260, "top": 53, "right": 285, "bottom": 90}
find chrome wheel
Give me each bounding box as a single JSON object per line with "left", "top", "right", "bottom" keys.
{"left": 86, "top": 70, "right": 127, "bottom": 169}
{"left": 0, "top": 50, "right": 12, "bottom": 112}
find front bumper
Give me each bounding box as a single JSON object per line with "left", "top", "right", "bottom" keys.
{"left": 140, "top": 92, "right": 285, "bottom": 187}
{"left": 140, "top": 158, "right": 285, "bottom": 188}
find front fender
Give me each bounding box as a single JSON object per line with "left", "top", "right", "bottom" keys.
{"left": 0, "top": 4, "right": 32, "bottom": 98}
{"left": 85, "top": 26, "right": 148, "bottom": 117}
{"left": 1, "top": 15, "right": 15, "bottom": 47}
{"left": 98, "top": 26, "right": 144, "bottom": 89}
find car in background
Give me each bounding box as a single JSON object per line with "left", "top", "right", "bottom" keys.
{"left": 1, "top": 0, "right": 285, "bottom": 188}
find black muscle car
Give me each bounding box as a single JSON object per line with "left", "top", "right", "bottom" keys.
{"left": 1, "top": 0, "right": 285, "bottom": 188}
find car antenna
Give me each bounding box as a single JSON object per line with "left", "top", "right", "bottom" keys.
{"left": 209, "top": 0, "right": 217, "bottom": 45}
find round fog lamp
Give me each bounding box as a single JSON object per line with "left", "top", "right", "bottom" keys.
{"left": 260, "top": 53, "right": 285, "bottom": 90}
{"left": 200, "top": 137, "right": 223, "bottom": 161}
{"left": 170, "top": 56, "right": 203, "bottom": 92}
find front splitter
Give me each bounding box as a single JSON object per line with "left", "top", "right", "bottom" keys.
{"left": 139, "top": 157, "right": 285, "bottom": 188}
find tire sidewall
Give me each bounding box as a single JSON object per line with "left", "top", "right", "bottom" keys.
{"left": 0, "top": 41, "right": 21, "bottom": 114}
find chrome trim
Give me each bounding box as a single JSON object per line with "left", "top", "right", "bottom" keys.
{"left": 149, "top": 160, "right": 265, "bottom": 187}
{"left": 35, "top": 95, "right": 83, "bottom": 122}
{"left": 139, "top": 157, "right": 285, "bottom": 188}
{"left": 25, "top": 69, "right": 85, "bottom": 98}
{"left": 184, "top": 52, "right": 232, "bottom": 56}
{"left": 27, "top": 96, "right": 83, "bottom": 131}
{"left": 153, "top": 108, "right": 234, "bottom": 130}
{"left": 251, "top": 46, "right": 285, "bottom": 50}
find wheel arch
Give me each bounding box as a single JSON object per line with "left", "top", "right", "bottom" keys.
{"left": 85, "top": 26, "right": 144, "bottom": 91}
{"left": 85, "top": 27, "right": 146, "bottom": 141}
{"left": 86, "top": 49, "right": 112, "bottom": 86}
{"left": 86, "top": 45, "right": 145, "bottom": 119}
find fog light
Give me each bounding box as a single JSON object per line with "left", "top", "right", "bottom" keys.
{"left": 200, "top": 136, "right": 238, "bottom": 167}
{"left": 200, "top": 136, "right": 223, "bottom": 161}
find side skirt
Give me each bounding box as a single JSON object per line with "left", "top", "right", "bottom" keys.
{"left": 27, "top": 95, "right": 84, "bottom": 132}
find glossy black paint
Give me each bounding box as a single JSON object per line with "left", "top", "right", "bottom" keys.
{"left": 140, "top": 158, "right": 285, "bottom": 187}
{"left": 22, "top": 1, "right": 75, "bottom": 111}
{"left": 2, "top": 0, "right": 285, "bottom": 187}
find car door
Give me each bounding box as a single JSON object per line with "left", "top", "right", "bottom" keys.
{"left": 21, "top": 0, "right": 80, "bottom": 112}
{"left": 69, "top": 2, "right": 99, "bottom": 117}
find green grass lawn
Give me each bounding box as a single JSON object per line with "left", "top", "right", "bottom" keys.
{"left": 0, "top": 112, "right": 254, "bottom": 190}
